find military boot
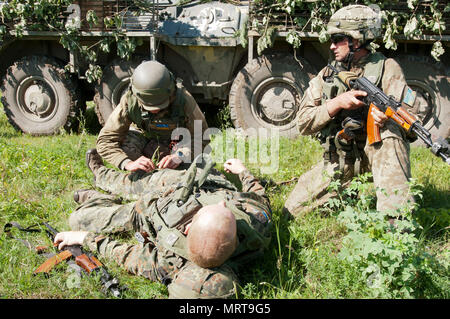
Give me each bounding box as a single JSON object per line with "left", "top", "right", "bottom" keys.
{"left": 85, "top": 148, "right": 104, "bottom": 179}
{"left": 73, "top": 189, "right": 104, "bottom": 204}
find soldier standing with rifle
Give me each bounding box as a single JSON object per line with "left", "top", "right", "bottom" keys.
{"left": 96, "top": 60, "right": 208, "bottom": 172}
{"left": 284, "top": 5, "right": 421, "bottom": 218}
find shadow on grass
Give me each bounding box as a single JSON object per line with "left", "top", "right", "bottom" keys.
{"left": 0, "top": 129, "right": 21, "bottom": 138}
{"left": 420, "top": 185, "right": 450, "bottom": 209}
{"left": 235, "top": 205, "right": 302, "bottom": 298}
{"left": 78, "top": 104, "right": 102, "bottom": 136}
{"left": 414, "top": 179, "right": 450, "bottom": 238}
{"left": 0, "top": 103, "right": 102, "bottom": 137}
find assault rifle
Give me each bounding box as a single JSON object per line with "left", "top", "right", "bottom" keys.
{"left": 327, "top": 64, "right": 450, "bottom": 165}
{"left": 36, "top": 222, "right": 123, "bottom": 297}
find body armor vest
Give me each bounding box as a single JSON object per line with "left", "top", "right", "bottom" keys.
{"left": 133, "top": 156, "right": 272, "bottom": 271}
{"left": 126, "top": 85, "right": 187, "bottom": 142}
{"left": 319, "top": 53, "right": 386, "bottom": 156}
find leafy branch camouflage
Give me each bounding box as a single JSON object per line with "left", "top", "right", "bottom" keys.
{"left": 0, "top": 0, "right": 147, "bottom": 82}
{"left": 0, "top": 0, "right": 447, "bottom": 84}
{"left": 251, "top": 0, "right": 448, "bottom": 60}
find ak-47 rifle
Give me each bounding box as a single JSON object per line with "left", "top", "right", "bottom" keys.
{"left": 36, "top": 222, "right": 123, "bottom": 297}
{"left": 327, "top": 64, "right": 450, "bottom": 165}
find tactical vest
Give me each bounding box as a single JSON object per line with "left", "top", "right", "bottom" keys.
{"left": 126, "top": 85, "right": 187, "bottom": 141}
{"left": 319, "top": 53, "right": 385, "bottom": 162}
{"left": 134, "top": 155, "right": 272, "bottom": 271}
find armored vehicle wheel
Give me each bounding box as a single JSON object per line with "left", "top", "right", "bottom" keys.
{"left": 94, "top": 58, "right": 145, "bottom": 125}
{"left": 395, "top": 55, "right": 450, "bottom": 139}
{"left": 1, "top": 56, "right": 78, "bottom": 135}
{"left": 229, "top": 52, "right": 315, "bottom": 138}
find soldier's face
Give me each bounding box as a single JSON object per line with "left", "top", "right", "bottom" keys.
{"left": 330, "top": 37, "right": 350, "bottom": 62}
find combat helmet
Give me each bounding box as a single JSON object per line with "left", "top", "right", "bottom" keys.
{"left": 130, "top": 60, "right": 176, "bottom": 111}
{"left": 327, "top": 5, "right": 381, "bottom": 42}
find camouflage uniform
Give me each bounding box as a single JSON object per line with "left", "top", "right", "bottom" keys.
{"left": 69, "top": 157, "right": 271, "bottom": 298}
{"left": 284, "top": 53, "right": 418, "bottom": 216}
{"left": 97, "top": 84, "right": 209, "bottom": 170}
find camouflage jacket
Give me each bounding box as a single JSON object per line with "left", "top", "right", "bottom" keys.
{"left": 297, "top": 53, "right": 419, "bottom": 144}
{"left": 96, "top": 85, "right": 209, "bottom": 169}
{"left": 81, "top": 168, "right": 271, "bottom": 280}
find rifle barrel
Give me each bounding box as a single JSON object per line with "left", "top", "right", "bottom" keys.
{"left": 43, "top": 222, "right": 59, "bottom": 241}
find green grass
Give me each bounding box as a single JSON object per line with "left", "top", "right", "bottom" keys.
{"left": 0, "top": 103, "right": 448, "bottom": 299}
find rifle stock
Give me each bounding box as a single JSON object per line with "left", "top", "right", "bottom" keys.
{"left": 37, "top": 223, "right": 123, "bottom": 297}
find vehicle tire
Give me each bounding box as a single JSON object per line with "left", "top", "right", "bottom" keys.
{"left": 1, "top": 55, "right": 79, "bottom": 135}
{"left": 394, "top": 54, "right": 450, "bottom": 139}
{"left": 94, "top": 58, "right": 145, "bottom": 125}
{"left": 229, "top": 52, "right": 315, "bottom": 138}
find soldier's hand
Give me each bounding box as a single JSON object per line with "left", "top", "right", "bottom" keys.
{"left": 327, "top": 90, "right": 367, "bottom": 117}
{"left": 224, "top": 159, "right": 246, "bottom": 175}
{"left": 125, "top": 156, "right": 156, "bottom": 172}
{"left": 371, "top": 107, "right": 389, "bottom": 127}
{"left": 54, "top": 231, "right": 89, "bottom": 250}
{"left": 158, "top": 154, "right": 182, "bottom": 169}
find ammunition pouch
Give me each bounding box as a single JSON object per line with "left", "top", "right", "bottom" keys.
{"left": 334, "top": 117, "right": 366, "bottom": 176}
{"left": 320, "top": 116, "right": 366, "bottom": 177}
{"left": 146, "top": 154, "right": 270, "bottom": 271}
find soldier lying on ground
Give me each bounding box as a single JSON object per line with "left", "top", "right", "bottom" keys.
{"left": 54, "top": 150, "right": 272, "bottom": 298}
{"left": 284, "top": 5, "right": 419, "bottom": 219}
{"left": 96, "top": 60, "right": 208, "bottom": 172}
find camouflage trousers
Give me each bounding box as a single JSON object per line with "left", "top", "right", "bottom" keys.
{"left": 69, "top": 167, "right": 238, "bottom": 298}
{"left": 94, "top": 165, "right": 186, "bottom": 201}
{"left": 284, "top": 136, "right": 415, "bottom": 217}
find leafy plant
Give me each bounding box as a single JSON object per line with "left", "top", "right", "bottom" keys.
{"left": 324, "top": 174, "right": 448, "bottom": 298}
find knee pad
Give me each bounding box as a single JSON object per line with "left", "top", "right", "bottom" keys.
{"left": 167, "top": 262, "right": 239, "bottom": 299}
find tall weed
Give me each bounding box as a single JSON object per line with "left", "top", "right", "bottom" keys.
{"left": 325, "top": 174, "right": 449, "bottom": 298}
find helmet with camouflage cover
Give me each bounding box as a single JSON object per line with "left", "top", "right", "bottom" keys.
{"left": 130, "top": 60, "right": 176, "bottom": 111}
{"left": 327, "top": 5, "right": 381, "bottom": 41}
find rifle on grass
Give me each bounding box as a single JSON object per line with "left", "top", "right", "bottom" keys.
{"left": 327, "top": 63, "right": 450, "bottom": 165}
{"left": 39, "top": 222, "right": 123, "bottom": 297}
{"left": 4, "top": 222, "right": 123, "bottom": 297}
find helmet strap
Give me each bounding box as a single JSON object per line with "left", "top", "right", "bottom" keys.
{"left": 343, "top": 37, "right": 354, "bottom": 70}
{"left": 343, "top": 36, "right": 371, "bottom": 69}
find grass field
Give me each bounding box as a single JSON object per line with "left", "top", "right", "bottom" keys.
{"left": 0, "top": 103, "right": 448, "bottom": 299}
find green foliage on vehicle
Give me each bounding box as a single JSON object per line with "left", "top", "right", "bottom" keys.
{"left": 251, "top": 0, "right": 447, "bottom": 60}
{"left": 0, "top": 0, "right": 147, "bottom": 83}
{"left": 1, "top": 0, "right": 447, "bottom": 82}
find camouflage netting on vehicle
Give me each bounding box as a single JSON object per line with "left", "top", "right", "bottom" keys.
{"left": 249, "top": 0, "right": 450, "bottom": 60}
{"left": 0, "top": 0, "right": 448, "bottom": 80}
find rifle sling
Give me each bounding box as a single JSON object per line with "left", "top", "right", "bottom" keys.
{"left": 4, "top": 222, "right": 47, "bottom": 252}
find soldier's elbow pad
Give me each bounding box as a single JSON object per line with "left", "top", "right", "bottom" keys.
{"left": 167, "top": 262, "right": 239, "bottom": 299}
